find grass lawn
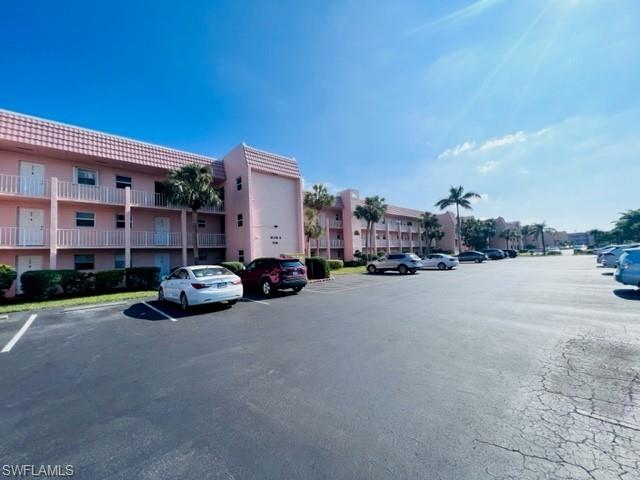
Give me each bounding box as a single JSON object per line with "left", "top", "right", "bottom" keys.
{"left": 0, "top": 290, "right": 157, "bottom": 314}
{"left": 332, "top": 266, "right": 367, "bottom": 275}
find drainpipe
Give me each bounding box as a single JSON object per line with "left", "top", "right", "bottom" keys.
{"left": 49, "top": 177, "right": 58, "bottom": 270}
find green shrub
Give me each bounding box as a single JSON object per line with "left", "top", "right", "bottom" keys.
{"left": 125, "top": 267, "right": 160, "bottom": 290}
{"left": 344, "top": 260, "right": 365, "bottom": 267}
{"left": 305, "top": 257, "right": 330, "bottom": 279}
{"left": 546, "top": 250, "right": 562, "bottom": 256}
{"left": 0, "top": 264, "right": 17, "bottom": 299}
{"left": 59, "top": 270, "right": 92, "bottom": 295}
{"left": 220, "top": 261, "right": 245, "bottom": 273}
{"left": 327, "top": 259, "right": 344, "bottom": 270}
{"left": 94, "top": 269, "right": 125, "bottom": 292}
{"left": 20, "top": 270, "right": 63, "bottom": 299}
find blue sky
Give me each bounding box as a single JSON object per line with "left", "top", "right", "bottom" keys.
{"left": 2, "top": 0, "right": 639, "bottom": 231}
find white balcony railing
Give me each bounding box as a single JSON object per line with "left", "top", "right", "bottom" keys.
{"left": 330, "top": 239, "right": 344, "bottom": 248}
{"left": 329, "top": 220, "right": 343, "bottom": 229}
{"left": 58, "top": 181, "right": 126, "bottom": 204}
{"left": 130, "top": 190, "right": 224, "bottom": 213}
{"left": 311, "top": 239, "right": 328, "bottom": 248}
{"left": 188, "top": 233, "right": 226, "bottom": 248}
{"left": 131, "top": 231, "right": 182, "bottom": 247}
{"left": 0, "top": 227, "right": 49, "bottom": 247}
{"left": 0, "top": 174, "right": 49, "bottom": 197}
{"left": 57, "top": 229, "right": 125, "bottom": 248}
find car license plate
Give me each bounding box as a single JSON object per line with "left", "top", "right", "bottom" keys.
{"left": 217, "top": 282, "right": 227, "bottom": 288}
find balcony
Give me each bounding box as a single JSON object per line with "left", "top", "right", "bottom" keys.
{"left": 329, "top": 220, "right": 343, "bottom": 229}
{"left": 130, "top": 190, "right": 224, "bottom": 213}
{"left": 188, "top": 233, "right": 226, "bottom": 248}
{"left": 58, "top": 181, "right": 125, "bottom": 204}
{"left": 57, "top": 229, "right": 126, "bottom": 248}
{"left": 330, "top": 239, "right": 344, "bottom": 248}
{"left": 0, "top": 174, "right": 50, "bottom": 198}
{"left": 310, "top": 239, "right": 328, "bottom": 248}
{"left": 0, "top": 227, "right": 49, "bottom": 248}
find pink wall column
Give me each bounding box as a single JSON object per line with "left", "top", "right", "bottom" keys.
{"left": 386, "top": 223, "right": 390, "bottom": 254}
{"left": 124, "top": 187, "right": 131, "bottom": 268}
{"left": 49, "top": 177, "right": 58, "bottom": 269}
{"left": 181, "top": 209, "right": 188, "bottom": 266}
{"left": 409, "top": 225, "right": 413, "bottom": 252}
{"left": 325, "top": 217, "right": 331, "bottom": 260}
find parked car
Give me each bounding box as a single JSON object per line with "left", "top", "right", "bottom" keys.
{"left": 367, "top": 253, "right": 423, "bottom": 274}
{"left": 597, "top": 246, "right": 616, "bottom": 264}
{"left": 502, "top": 249, "right": 518, "bottom": 258}
{"left": 421, "top": 253, "right": 459, "bottom": 270}
{"left": 239, "top": 257, "right": 307, "bottom": 296}
{"left": 600, "top": 245, "right": 640, "bottom": 268}
{"left": 614, "top": 248, "right": 640, "bottom": 288}
{"left": 481, "top": 248, "right": 506, "bottom": 260}
{"left": 456, "top": 251, "right": 488, "bottom": 263}
{"left": 159, "top": 265, "right": 243, "bottom": 310}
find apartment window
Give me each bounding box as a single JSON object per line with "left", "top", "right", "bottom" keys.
{"left": 335, "top": 213, "right": 340, "bottom": 221}
{"left": 114, "top": 253, "right": 125, "bottom": 269}
{"left": 115, "top": 214, "right": 132, "bottom": 229}
{"left": 238, "top": 249, "right": 245, "bottom": 263}
{"left": 408, "top": 221, "right": 413, "bottom": 226}
{"left": 76, "top": 168, "right": 97, "bottom": 186}
{"left": 115, "top": 175, "right": 132, "bottom": 189}
{"left": 74, "top": 254, "right": 95, "bottom": 270}
{"left": 236, "top": 213, "right": 243, "bottom": 227}
{"left": 198, "top": 219, "right": 206, "bottom": 229}
{"left": 236, "top": 176, "right": 242, "bottom": 191}
{"left": 76, "top": 212, "right": 95, "bottom": 227}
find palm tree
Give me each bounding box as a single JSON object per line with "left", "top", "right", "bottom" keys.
{"left": 587, "top": 229, "right": 604, "bottom": 247}
{"left": 499, "top": 228, "right": 512, "bottom": 249}
{"left": 303, "top": 184, "right": 335, "bottom": 256}
{"left": 354, "top": 196, "right": 387, "bottom": 260}
{"left": 164, "top": 164, "right": 222, "bottom": 264}
{"left": 531, "top": 223, "right": 555, "bottom": 255}
{"left": 435, "top": 186, "right": 481, "bottom": 254}
{"left": 481, "top": 218, "right": 497, "bottom": 248}
{"left": 303, "top": 207, "right": 323, "bottom": 256}
{"left": 521, "top": 225, "right": 532, "bottom": 248}
{"left": 509, "top": 228, "right": 520, "bottom": 250}
{"left": 422, "top": 211, "right": 444, "bottom": 254}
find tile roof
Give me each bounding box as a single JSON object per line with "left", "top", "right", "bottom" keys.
{"left": 243, "top": 144, "right": 300, "bottom": 179}
{"left": 0, "top": 109, "right": 218, "bottom": 173}
{"left": 352, "top": 198, "right": 424, "bottom": 219}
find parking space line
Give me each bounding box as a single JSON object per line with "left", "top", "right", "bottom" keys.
{"left": 64, "top": 301, "right": 127, "bottom": 312}
{"left": 1, "top": 314, "right": 37, "bottom": 353}
{"left": 141, "top": 301, "right": 177, "bottom": 322}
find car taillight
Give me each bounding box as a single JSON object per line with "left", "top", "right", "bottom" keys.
{"left": 191, "top": 282, "right": 208, "bottom": 289}
{"left": 621, "top": 262, "right": 630, "bottom": 270}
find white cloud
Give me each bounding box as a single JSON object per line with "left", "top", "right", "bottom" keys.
{"left": 437, "top": 141, "right": 476, "bottom": 159}
{"left": 478, "top": 160, "right": 501, "bottom": 173}
{"left": 470, "top": 193, "right": 490, "bottom": 204}
{"left": 478, "top": 131, "right": 526, "bottom": 151}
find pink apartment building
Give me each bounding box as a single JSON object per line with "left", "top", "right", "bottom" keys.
{"left": 0, "top": 110, "right": 304, "bottom": 295}
{"left": 310, "top": 189, "right": 460, "bottom": 261}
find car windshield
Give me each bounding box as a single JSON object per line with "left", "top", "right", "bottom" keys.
{"left": 192, "top": 267, "right": 233, "bottom": 278}
{"left": 279, "top": 260, "right": 304, "bottom": 268}
{"left": 408, "top": 254, "right": 421, "bottom": 260}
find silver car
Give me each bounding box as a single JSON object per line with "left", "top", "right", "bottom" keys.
{"left": 614, "top": 248, "right": 640, "bottom": 288}
{"left": 367, "top": 253, "right": 423, "bottom": 275}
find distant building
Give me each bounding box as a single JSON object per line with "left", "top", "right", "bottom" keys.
{"left": 567, "top": 232, "right": 593, "bottom": 246}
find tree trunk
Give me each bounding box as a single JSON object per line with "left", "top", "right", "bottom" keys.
{"left": 192, "top": 209, "right": 199, "bottom": 264}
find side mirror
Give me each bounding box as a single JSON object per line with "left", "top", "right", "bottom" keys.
{"left": 162, "top": 275, "right": 169, "bottom": 280}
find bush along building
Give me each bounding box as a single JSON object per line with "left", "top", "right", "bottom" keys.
{"left": 0, "top": 109, "right": 303, "bottom": 296}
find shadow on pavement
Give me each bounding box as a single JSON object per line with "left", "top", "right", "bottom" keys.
{"left": 601, "top": 272, "right": 614, "bottom": 276}
{"left": 242, "top": 290, "right": 298, "bottom": 301}
{"left": 613, "top": 289, "right": 640, "bottom": 301}
{"left": 124, "top": 300, "right": 232, "bottom": 321}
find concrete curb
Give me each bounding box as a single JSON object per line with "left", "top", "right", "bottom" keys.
{"left": 308, "top": 277, "right": 335, "bottom": 284}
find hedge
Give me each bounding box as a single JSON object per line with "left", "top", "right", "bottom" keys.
{"left": 327, "top": 259, "right": 343, "bottom": 270}
{"left": 305, "top": 257, "right": 330, "bottom": 279}
{"left": 344, "top": 259, "right": 366, "bottom": 267}
{"left": 125, "top": 267, "right": 160, "bottom": 290}
{"left": 220, "top": 261, "right": 245, "bottom": 273}
{"left": 94, "top": 269, "right": 125, "bottom": 292}
{"left": 0, "top": 264, "right": 17, "bottom": 299}
{"left": 20, "top": 270, "right": 89, "bottom": 299}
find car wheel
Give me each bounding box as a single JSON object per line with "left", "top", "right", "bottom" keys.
{"left": 475, "top": 259, "right": 482, "bottom": 263}
{"left": 437, "top": 262, "right": 446, "bottom": 270}
{"left": 367, "top": 265, "right": 377, "bottom": 274}
{"left": 292, "top": 286, "right": 303, "bottom": 292}
{"left": 410, "top": 269, "right": 417, "bottom": 275}
{"left": 158, "top": 287, "right": 165, "bottom": 302}
{"left": 261, "top": 279, "right": 272, "bottom": 296}
{"left": 227, "top": 299, "right": 238, "bottom": 305}
{"left": 398, "top": 264, "right": 408, "bottom": 275}
{"left": 180, "top": 292, "right": 189, "bottom": 311}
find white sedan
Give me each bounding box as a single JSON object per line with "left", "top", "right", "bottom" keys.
{"left": 421, "top": 254, "right": 459, "bottom": 270}
{"left": 159, "top": 265, "right": 243, "bottom": 310}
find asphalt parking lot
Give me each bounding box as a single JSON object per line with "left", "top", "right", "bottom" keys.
{"left": 1, "top": 254, "right": 639, "bottom": 479}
